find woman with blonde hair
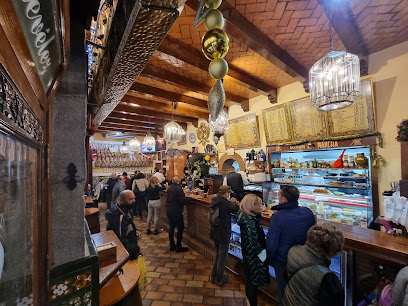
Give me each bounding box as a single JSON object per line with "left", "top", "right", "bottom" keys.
{"left": 283, "top": 222, "right": 345, "bottom": 306}
{"left": 146, "top": 176, "right": 166, "bottom": 235}
{"left": 237, "top": 194, "right": 270, "bottom": 306}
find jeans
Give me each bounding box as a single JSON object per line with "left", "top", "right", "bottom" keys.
{"left": 211, "top": 241, "right": 229, "bottom": 283}
{"left": 167, "top": 212, "right": 184, "bottom": 248}
{"left": 274, "top": 262, "right": 287, "bottom": 304}
{"left": 106, "top": 192, "right": 112, "bottom": 209}
{"left": 147, "top": 199, "right": 161, "bottom": 231}
{"left": 245, "top": 281, "right": 258, "bottom": 306}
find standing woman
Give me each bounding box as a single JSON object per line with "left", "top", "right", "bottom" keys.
{"left": 237, "top": 194, "right": 270, "bottom": 306}
{"left": 132, "top": 172, "right": 149, "bottom": 219}
{"left": 146, "top": 176, "right": 166, "bottom": 235}
{"left": 93, "top": 178, "right": 104, "bottom": 207}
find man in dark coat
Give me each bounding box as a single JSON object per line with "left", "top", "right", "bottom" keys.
{"left": 112, "top": 175, "right": 126, "bottom": 205}
{"left": 266, "top": 185, "right": 315, "bottom": 304}
{"left": 210, "top": 185, "right": 240, "bottom": 286}
{"left": 106, "top": 172, "right": 117, "bottom": 209}
{"left": 224, "top": 169, "right": 245, "bottom": 201}
{"left": 105, "top": 190, "right": 140, "bottom": 260}
{"left": 166, "top": 177, "right": 190, "bottom": 252}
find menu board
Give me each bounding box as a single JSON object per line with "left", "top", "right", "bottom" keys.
{"left": 327, "top": 79, "right": 376, "bottom": 138}
{"left": 289, "top": 97, "right": 327, "bottom": 141}
{"left": 262, "top": 104, "right": 293, "bottom": 144}
{"left": 225, "top": 114, "right": 260, "bottom": 149}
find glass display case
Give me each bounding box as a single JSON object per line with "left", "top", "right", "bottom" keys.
{"left": 229, "top": 215, "right": 344, "bottom": 280}
{"left": 267, "top": 146, "right": 373, "bottom": 228}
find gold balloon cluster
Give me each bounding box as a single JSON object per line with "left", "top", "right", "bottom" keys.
{"left": 201, "top": 0, "right": 229, "bottom": 80}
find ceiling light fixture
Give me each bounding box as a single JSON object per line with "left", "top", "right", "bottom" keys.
{"left": 164, "top": 102, "right": 185, "bottom": 144}
{"left": 209, "top": 109, "right": 228, "bottom": 144}
{"left": 309, "top": 21, "right": 360, "bottom": 111}
{"left": 143, "top": 121, "right": 156, "bottom": 151}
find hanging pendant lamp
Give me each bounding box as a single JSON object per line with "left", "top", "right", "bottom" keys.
{"left": 119, "top": 142, "right": 129, "bottom": 154}
{"left": 143, "top": 130, "right": 155, "bottom": 151}
{"left": 164, "top": 102, "right": 185, "bottom": 144}
{"left": 209, "top": 110, "right": 228, "bottom": 144}
{"left": 128, "top": 137, "right": 141, "bottom": 153}
{"left": 309, "top": 21, "right": 360, "bottom": 111}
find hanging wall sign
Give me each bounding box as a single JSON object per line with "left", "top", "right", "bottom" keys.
{"left": 12, "top": 0, "right": 63, "bottom": 93}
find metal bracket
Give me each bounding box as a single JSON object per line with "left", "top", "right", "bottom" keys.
{"left": 63, "top": 163, "right": 84, "bottom": 190}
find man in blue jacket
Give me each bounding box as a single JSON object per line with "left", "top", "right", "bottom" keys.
{"left": 266, "top": 185, "right": 315, "bottom": 304}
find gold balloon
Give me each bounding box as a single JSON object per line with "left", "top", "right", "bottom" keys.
{"left": 202, "top": 28, "right": 229, "bottom": 60}
{"left": 205, "top": 9, "right": 224, "bottom": 30}
{"left": 209, "top": 58, "right": 228, "bottom": 79}
{"left": 205, "top": 0, "right": 222, "bottom": 9}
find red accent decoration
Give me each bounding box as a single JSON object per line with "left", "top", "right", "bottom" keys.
{"left": 333, "top": 149, "right": 346, "bottom": 168}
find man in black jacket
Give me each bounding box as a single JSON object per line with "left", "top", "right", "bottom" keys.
{"left": 166, "top": 177, "right": 190, "bottom": 252}
{"left": 106, "top": 172, "right": 117, "bottom": 209}
{"left": 224, "top": 169, "right": 245, "bottom": 201}
{"left": 105, "top": 190, "right": 140, "bottom": 260}
{"left": 210, "top": 185, "right": 240, "bottom": 286}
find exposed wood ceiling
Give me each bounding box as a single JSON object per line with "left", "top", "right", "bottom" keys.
{"left": 97, "top": 0, "right": 408, "bottom": 137}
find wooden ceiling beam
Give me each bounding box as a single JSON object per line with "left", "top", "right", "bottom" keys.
{"left": 317, "top": 0, "right": 369, "bottom": 58}
{"left": 100, "top": 122, "right": 164, "bottom": 132}
{"left": 185, "top": 0, "right": 308, "bottom": 83}
{"left": 129, "top": 82, "right": 209, "bottom": 109}
{"left": 104, "top": 117, "right": 165, "bottom": 129}
{"left": 107, "top": 112, "right": 188, "bottom": 130}
{"left": 113, "top": 105, "right": 199, "bottom": 126}
{"left": 140, "top": 64, "right": 246, "bottom": 104}
{"left": 97, "top": 127, "right": 161, "bottom": 136}
{"left": 121, "top": 95, "right": 209, "bottom": 119}
{"left": 158, "top": 35, "right": 274, "bottom": 95}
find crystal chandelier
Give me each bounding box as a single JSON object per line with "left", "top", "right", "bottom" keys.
{"left": 143, "top": 130, "right": 155, "bottom": 151}
{"left": 164, "top": 102, "right": 185, "bottom": 144}
{"left": 119, "top": 142, "right": 129, "bottom": 154}
{"left": 309, "top": 22, "right": 360, "bottom": 111}
{"left": 209, "top": 110, "right": 228, "bottom": 144}
{"left": 128, "top": 137, "right": 140, "bottom": 153}
{"left": 164, "top": 121, "right": 184, "bottom": 144}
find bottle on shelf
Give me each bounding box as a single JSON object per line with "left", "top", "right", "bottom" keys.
{"left": 343, "top": 155, "right": 349, "bottom": 168}
{"left": 348, "top": 155, "right": 355, "bottom": 169}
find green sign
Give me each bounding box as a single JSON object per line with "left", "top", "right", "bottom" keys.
{"left": 12, "top": 0, "right": 63, "bottom": 93}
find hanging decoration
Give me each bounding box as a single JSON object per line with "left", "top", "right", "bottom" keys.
{"left": 208, "top": 79, "right": 226, "bottom": 119}
{"left": 164, "top": 102, "right": 185, "bottom": 144}
{"left": 194, "top": 0, "right": 229, "bottom": 122}
{"left": 309, "top": 21, "right": 360, "bottom": 111}
{"left": 209, "top": 109, "right": 228, "bottom": 144}
{"left": 197, "top": 122, "right": 210, "bottom": 146}
{"left": 128, "top": 137, "right": 141, "bottom": 153}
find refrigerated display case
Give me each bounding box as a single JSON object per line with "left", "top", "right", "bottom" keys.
{"left": 267, "top": 146, "right": 373, "bottom": 228}
{"left": 229, "top": 215, "right": 347, "bottom": 286}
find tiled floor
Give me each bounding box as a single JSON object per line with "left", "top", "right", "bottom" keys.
{"left": 98, "top": 202, "right": 277, "bottom": 306}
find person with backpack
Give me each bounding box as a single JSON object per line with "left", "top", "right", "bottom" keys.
{"left": 132, "top": 172, "right": 149, "bottom": 219}
{"left": 237, "top": 194, "right": 270, "bottom": 306}
{"left": 283, "top": 222, "right": 345, "bottom": 306}
{"left": 210, "top": 185, "right": 240, "bottom": 286}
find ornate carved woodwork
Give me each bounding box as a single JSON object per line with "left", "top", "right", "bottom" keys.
{"left": 0, "top": 64, "right": 43, "bottom": 144}
{"left": 90, "top": 0, "right": 183, "bottom": 126}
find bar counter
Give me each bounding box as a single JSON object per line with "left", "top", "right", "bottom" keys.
{"left": 158, "top": 191, "right": 408, "bottom": 303}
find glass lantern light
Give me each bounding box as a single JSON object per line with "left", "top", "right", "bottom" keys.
{"left": 309, "top": 23, "right": 360, "bottom": 111}
{"left": 143, "top": 131, "right": 155, "bottom": 151}
{"left": 164, "top": 121, "right": 185, "bottom": 144}
{"left": 209, "top": 110, "right": 228, "bottom": 144}
{"left": 119, "top": 142, "right": 129, "bottom": 154}
{"left": 128, "top": 137, "right": 140, "bottom": 153}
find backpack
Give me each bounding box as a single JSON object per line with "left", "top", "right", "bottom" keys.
{"left": 132, "top": 180, "right": 140, "bottom": 194}
{"left": 209, "top": 203, "right": 220, "bottom": 225}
